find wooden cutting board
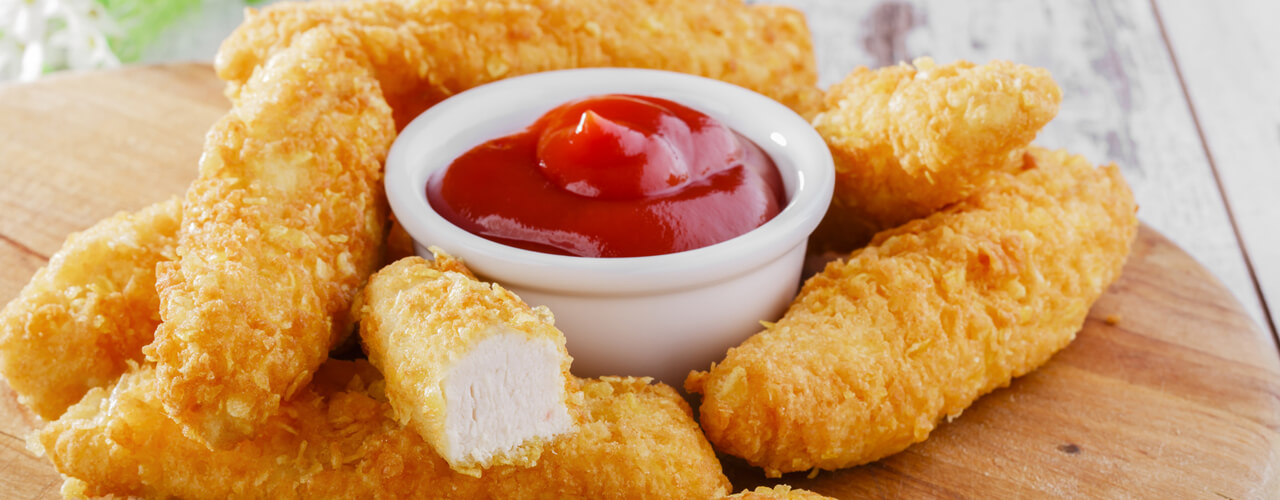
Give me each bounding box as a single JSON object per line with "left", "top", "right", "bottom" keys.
{"left": 1, "top": 64, "right": 1278, "bottom": 499}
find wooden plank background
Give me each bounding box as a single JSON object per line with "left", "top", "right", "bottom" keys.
{"left": 761, "top": 0, "right": 1278, "bottom": 337}
{"left": 1155, "top": 0, "right": 1280, "bottom": 339}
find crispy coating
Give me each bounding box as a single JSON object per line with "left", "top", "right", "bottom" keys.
{"left": 722, "top": 485, "right": 834, "bottom": 499}
{"left": 0, "top": 199, "right": 180, "bottom": 421}
{"left": 142, "top": 28, "right": 397, "bottom": 447}
{"left": 378, "top": 243, "right": 475, "bottom": 281}
{"left": 359, "top": 256, "right": 575, "bottom": 474}
{"left": 214, "top": 0, "right": 823, "bottom": 125}
{"left": 37, "top": 361, "right": 730, "bottom": 499}
{"left": 383, "top": 219, "right": 418, "bottom": 267}
{"left": 810, "top": 58, "right": 1062, "bottom": 251}
{"left": 687, "top": 147, "right": 1138, "bottom": 475}
{"left": 419, "top": 246, "right": 476, "bottom": 280}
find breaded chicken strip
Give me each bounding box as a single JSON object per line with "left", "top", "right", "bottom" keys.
{"left": 37, "top": 361, "right": 730, "bottom": 499}
{"left": 687, "top": 148, "right": 1138, "bottom": 475}
{"left": 810, "top": 58, "right": 1062, "bottom": 251}
{"left": 359, "top": 256, "right": 575, "bottom": 475}
{"left": 214, "top": 0, "right": 823, "bottom": 125}
{"left": 722, "top": 485, "right": 834, "bottom": 499}
{"left": 0, "top": 199, "right": 179, "bottom": 420}
{"left": 420, "top": 245, "right": 478, "bottom": 279}
{"left": 142, "top": 28, "right": 396, "bottom": 447}
{"left": 383, "top": 219, "right": 420, "bottom": 267}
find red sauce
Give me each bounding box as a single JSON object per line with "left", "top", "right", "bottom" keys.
{"left": 426, "top": 94, "right": 785, "bottom": 258}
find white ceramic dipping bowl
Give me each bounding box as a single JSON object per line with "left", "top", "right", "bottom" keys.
{"left": 385, "top": 68, "right": 834, "bottom": 386}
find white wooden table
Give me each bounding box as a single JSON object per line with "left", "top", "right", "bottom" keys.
{"left": 135, "top": 0, "right": 1280, "bottom": 342}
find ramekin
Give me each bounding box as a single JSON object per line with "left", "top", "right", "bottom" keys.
{"left": 385, "top": 68, "right": 834, "bottom": 385}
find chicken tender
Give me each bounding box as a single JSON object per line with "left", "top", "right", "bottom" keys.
{"left": 810, "top": 58, "right": 1062, "bottom": 251}
{"left": 687, "top": 147, "right": 1138, "bottom": 475}
{"left": 359, "top": 256, "right": 575, "bottom": 475}
{"left": 215, "top": 0, "right": 823, "bottom": 125}
{"left": 142, "top": 28, "right": 396, "bottom": 447}
{"left": 0, "top": 199, "right": 179, "bottom": 421}
{"left": 383, "top": 218, "right": 419, "bottom": 267}
{"left": 37, "top": 361, "right": 730, "bottom": 499}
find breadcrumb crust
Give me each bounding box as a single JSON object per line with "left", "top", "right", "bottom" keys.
{"left": 689, "top": 148, "right": 1138, "bottom": 475}
{"left": 215, "top": 0, "right": 823, "bottom": 125}
{"left": 38, "top": 362, "right": 730, "bottom": 499}
{"left": 143, "top": 28, "right": 396, "bottom": 447}
{"left": 810, "top": 58, "right": 1062, "bottom": 251}
{"left": 0, "top": 199, "right": 180, "bottom": 420}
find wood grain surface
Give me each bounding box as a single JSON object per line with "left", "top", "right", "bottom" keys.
{"left": 1, "top": 65, "right": 1278, "bottom": 499}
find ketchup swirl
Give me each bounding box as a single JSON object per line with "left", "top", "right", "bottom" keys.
{"left": 426, "top": 94, "right": 784, "bottom": 258}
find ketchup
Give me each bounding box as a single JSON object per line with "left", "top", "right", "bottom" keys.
{"left": 426, "top": 94, "right": 785, "bottom": 258}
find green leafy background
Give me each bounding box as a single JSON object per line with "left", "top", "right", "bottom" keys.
{"left": 101, "top": 0, "right": 268, "bottom": 63}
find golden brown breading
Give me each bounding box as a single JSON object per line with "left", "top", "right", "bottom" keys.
{"left": 420, "top": 246, "right": 476, "bottom": 280}
{"left": 37, "top": 361, "right": 730, "bottom": 499}
{"left": 810, "top": 58, "right": 1062, "bottom": 251}
{"left": 359, "top": 256, "right": 576, "bottom": 474}
{"left": 0, "top": 198, "right": 180, "bottom": 421}
{"left": 142, "top": 28, "right": 396, "bottom": 447}
{"left": 687, "top": 147, "right": 1138, "bottom": 475}
{"left": 383, "top": 218, "right": 418, "bottom": 267}
{"left": 214, "top": 0, "right": 823, "bottom": 125}
{"left": 722, "top": 485, "right": 835, "bottom": 499}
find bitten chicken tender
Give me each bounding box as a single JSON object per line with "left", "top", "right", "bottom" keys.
{"left": 142, "top": 28, "right": 396, "bottom": 447}
{"left": 688, "top": 147, "right": 1138, "bottom": 475}
{"left": 0, "top": 199, "right": 179, "bottom": 420}
{"left": 37, "top": 361, "right": 731, "bottom": 499}
{"left": 810, "top": 58, "right": 1062, "bottom": 250}
{"left": 359, "top": 255, "right": 576, "bottom": 475}
{"left": 214, "top": 0, "right": 823, "bottom": 125}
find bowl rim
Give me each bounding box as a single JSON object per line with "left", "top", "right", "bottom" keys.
{"left": 385, "top": 68, "right": 833, "bottom": 294}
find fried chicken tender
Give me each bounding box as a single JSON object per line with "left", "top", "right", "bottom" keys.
{"left": 722, "top": 485, "right": 834, "bottom": 499}
{"left": 37, "top": 361, "right": 730, "bottom": 499}
{"left": 359, "top": 256, "right": 576, "bottom": 475}
{"left": 0, "top": 199, "right": 179, "bottom": 421}
{"left": 142, "top": 28, "right": 396, "bottom": 447}
{"left": 383, "top": 219, "right": 419, "bottom": 267}
{"left": 687, "top": 147, "right": 1138, "bottom": 475}
{"left": 810, "top": 58, "right": 1062, "bottom": 251}
{"left": 214, "top": 0, "right": 823, "bottom": 125}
